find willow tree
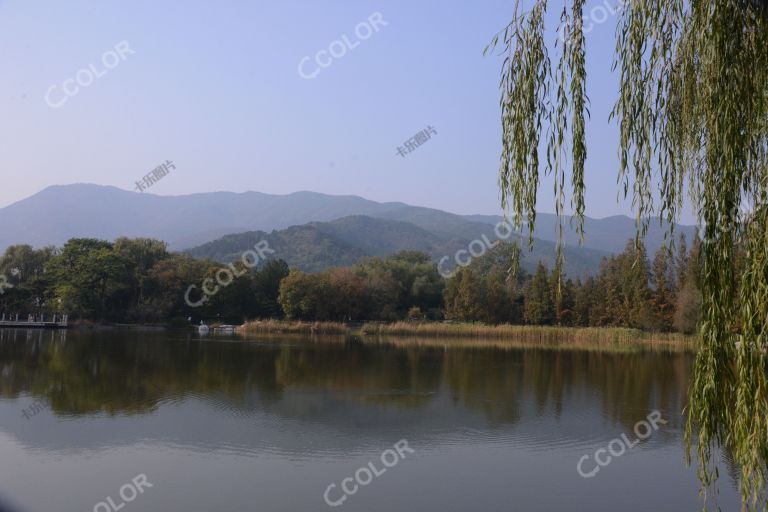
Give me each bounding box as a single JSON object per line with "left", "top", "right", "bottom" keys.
{"left": 486, "top": 0, "right": 768, "bottom": 508}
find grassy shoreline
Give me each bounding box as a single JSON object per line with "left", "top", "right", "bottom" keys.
{"left": 360, "top": 322, "right": 696, "bottom": 345}
{"left": 237, "top": 319, "right": 348, "bottom": 335}
{"left": 236, "top": 319, "right": 697, "bottom": 346}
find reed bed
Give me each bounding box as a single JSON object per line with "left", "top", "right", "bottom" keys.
{"left": 360, "top": 321, "right": 697, "bottom": 346}
{"left": 236, "top": 319, "right": 696, "bottom": 348}
{"left": 237, "top": 319, "right": 348, "bottom": 335}
{"left": 363, "top": 335, "right": 695, "bottom": 353}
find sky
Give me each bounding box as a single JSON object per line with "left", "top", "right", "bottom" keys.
{"left": 0, "top": 0, "right": 696, "bottom": 223}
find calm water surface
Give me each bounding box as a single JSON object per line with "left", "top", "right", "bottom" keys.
{"left": 0, "top": 329, "right": 740, "bottom": 511}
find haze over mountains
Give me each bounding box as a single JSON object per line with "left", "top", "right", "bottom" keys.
{"left": 0, "top": 184, "right": 697, "bottom": 277}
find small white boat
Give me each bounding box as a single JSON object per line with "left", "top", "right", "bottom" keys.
{"left": 197, "top": 322, "right": 210, "bottom": 334}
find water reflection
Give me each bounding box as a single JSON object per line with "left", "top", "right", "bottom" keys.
{"left": 0, "top": 329, "right": 692, "bottom": 432}
{"left": 0, "top": 329, "right": 738, "bottom": 512}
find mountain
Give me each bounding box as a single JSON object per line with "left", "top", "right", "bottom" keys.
{"left": 313, "top": 215, "right": 450, "bottom": 256}
{"left": 186, "top": 215, "right": 615, "bottom": 277}
{"left": 462, "top": 213, "right": 697, "bottom": 256}
{"left": 184, "top": 224, "right": 368, "bottom": 273}
{"left": 185, "top": 216, "right": 455, "bottom": 272}
{"left": 0, "top": 184, "right": 406, "bottom": 252}
{"left": 0, "top": 184, "right": 697, "bottom": 275}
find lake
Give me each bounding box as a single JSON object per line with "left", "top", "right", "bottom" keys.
{"left": 0, "top": 329, "right": 740, "bottom": 511}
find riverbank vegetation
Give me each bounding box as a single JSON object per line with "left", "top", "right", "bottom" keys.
{"left": 0, "top": 234, "right": 703, "bottom": 338}
{"left": 0, "top": 238, "right": 289, "bottom": 324}
{"left": 359, "top": 322, "right": 695, "bottom": 345}
{"left": 485, "top": 0, "right": 767, "bottom": 505}
{"left": 238, "top": 319, "right": 347, "bottom": 335}
{"left": 276, "top": 234, "right": 703, "bottom": 336}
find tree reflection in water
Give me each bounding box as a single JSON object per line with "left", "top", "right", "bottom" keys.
{"left": 0, "top": 329, "right": 692, "bottom": 435}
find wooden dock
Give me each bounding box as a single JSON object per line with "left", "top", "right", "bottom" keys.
{"left": 0, "top": 314, "right": 69, "bottom": 329}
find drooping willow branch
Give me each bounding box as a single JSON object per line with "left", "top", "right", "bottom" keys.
{"left": 485, "top": 0, "right": 588, "bottom": 294}
{"left": 487, "top": 0, "right": 768, "bottom": 509}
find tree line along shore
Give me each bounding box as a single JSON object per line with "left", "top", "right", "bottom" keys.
{"left": 0, "top": 233, "right": 703, "bottom": 341}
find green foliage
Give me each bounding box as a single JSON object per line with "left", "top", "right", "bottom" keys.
{"left": 489, "top": 0, "right": 768, "bottom": 507}
{"left": 0, "top": 239, "right": 295, "bottom": 324}
{"left": 0, "top": 244, "right": 57, "bottom": 313}
{"left": 144, "top": 253, "right": 216, "bottom": 320}
{"left": 186, "top": 226, "right": 366, "bottom": 273}
{"left": 485, "top": 0, "right": 588, "bottom": 255}
{"left": 443, "top": 239, "right": 700, "bottom": 330}
{"left": 114, "top": 238, "right": 171, "bottom": 320}
{"left": 674, "top": 279, "right": 702, "bottom": 334}
{"left": 444, "top": 267, "right": 520, "bottom": 323}
{"left": 1, "top": 236, "right": 707, "bottom": 340}
{"left": 252, "top": 259, "right": 290, "bottom": 318}
{"left": 524, "top": 262, "right": 554, "bottom": 324}
{"left": 184, "top": 214, "right": 626, "bottom": 279}
{"left": 278, "top": 252, "right": 445, "bottom": 322}
{"left": 45, "top": 239, "right": 134, "bottom": 320}
{"left": 651, "top": 245, "right": 677, "bottom": 331}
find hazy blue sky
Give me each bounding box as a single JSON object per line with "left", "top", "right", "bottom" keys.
{"left": 0, "top": 0, "right": 694, "bottom": 222}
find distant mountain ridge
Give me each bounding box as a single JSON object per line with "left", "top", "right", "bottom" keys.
{"left": 184, "top": 215, "right": 616, "bottom": 277}
{"left": 0, "top": 184, "right": 407, "bottom": 251}
{"left": 0, "top": 184, "right": 697, "bottom": 276}
{"left": 460, "top": 213, "right": 692, "bottom": 255}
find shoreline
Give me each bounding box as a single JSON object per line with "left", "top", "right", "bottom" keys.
{"left": 236, "top": 320, "right": 698, "bottom": 347}
{"left": 40, "top": 319, "right": 697, "bottom": 349}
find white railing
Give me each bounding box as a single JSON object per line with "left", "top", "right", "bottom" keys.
{"left": 0, "top": 313, "right": 69, "bottom": 326}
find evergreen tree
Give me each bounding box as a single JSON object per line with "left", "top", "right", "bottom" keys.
{"left": 651, "top": 246, "right": 676, "bottom": 330}
{"left": 444, "top": 268, "right": 485, "bottom": 322}
{"left": 523, "top": 262, "right": 553, "bottom": 325}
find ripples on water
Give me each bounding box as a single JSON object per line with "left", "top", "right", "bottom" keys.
{"left": 0, "top": 329, "right": 739, "bottom": 512}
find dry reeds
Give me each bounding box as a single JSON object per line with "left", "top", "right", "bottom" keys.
{"left": 360, "top": 321, "right": 697, "bottom": 346}
{"left": 237, "top": 319, "right": 348, "bottom": 335}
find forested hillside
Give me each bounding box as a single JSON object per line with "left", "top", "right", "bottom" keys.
{"left": 185, "top": 215, "right": 613, "bottom": 277}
